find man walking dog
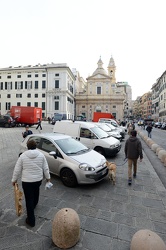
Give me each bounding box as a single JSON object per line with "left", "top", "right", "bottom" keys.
{"left": 124, "top": 130, "right": 143, "bottom": 185}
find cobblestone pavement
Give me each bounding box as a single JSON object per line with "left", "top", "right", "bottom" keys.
{"left": 0, "top": 122, "right": 166, "bottom": 250}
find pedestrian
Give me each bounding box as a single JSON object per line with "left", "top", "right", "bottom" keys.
{"left": 22, "top": 125, "right": 33, "bottom": 138}
{"left": 11, "top": 140, "right": 51, "bottom": 227}
{"left": 127, "top": 123, "right": 134, "bottom": 136}
{"left": 124, "top": 130, "right": 143, "bottom": 185}
{"left": 36, "top": 118, "right": 42, "bottom": 130}
{"left": 146, "top": 123, "right": 153, "bottom": 138}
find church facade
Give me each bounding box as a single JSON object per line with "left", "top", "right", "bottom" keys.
{"left": 75, "top": 56, "right": 126, "bottom": 121}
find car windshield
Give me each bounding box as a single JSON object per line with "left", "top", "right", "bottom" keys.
{"left": 98, "top": 124, "right": 111, "bottom": 132}
{"left": 55, "top": 137, "right": 89, "bottom": 155}
{"left": 110, "top": 121, "right": 118, "bottom": 127}
{"left": 91, "top": 126, "right": 109, "bottom": 139}
{"left": 104, "top": 123, "right": 116, "bottom": 131}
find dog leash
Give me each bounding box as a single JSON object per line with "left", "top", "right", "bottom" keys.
{"left": 115, "top": 158, "right": 128, "bottom": 166}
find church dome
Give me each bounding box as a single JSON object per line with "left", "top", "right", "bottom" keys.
{"left": 92, "top": 57, "right": 107, "bottom": 76}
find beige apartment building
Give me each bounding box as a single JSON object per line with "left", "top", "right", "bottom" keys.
{"left": 133, "top": 92, "right": 152, "bottom": 120}
{"left": 75, "top": 57, "right": 126, "bottom": 121}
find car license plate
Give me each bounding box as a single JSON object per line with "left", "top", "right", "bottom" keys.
{"left": 102, "top": 168, "right": 107, "bottom": 175}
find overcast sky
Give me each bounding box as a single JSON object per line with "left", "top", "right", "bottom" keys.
{"left": 0, "top": 0, "right": 166, "bottom": 100}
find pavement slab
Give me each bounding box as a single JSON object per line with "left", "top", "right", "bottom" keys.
{"left": 0, "top": 123, "right": 166, "bottom": 249}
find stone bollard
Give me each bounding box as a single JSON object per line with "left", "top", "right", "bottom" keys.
{"left": 161, "top": 153, "right": 166, "bottom": 163}
{"left": 164, "top": 157, "right": 166, "bottom": 167}
{"left": 143, "top": 135, "right": 148, "bottom": 141}
{"left": 147, "top": 139, "right": 155, "bottom": 147}
{"left": 158, "top": 150, "right": 166, "bottom": 163}
{"left": 130, "top": 229, "right": 166, "bottom": 250}
{"left": 52, "top": 208, "right": 80, "bottom": 249}
{"left": 156, "top": 147, "right": 164, "bottom": 156}
{"left": 151, "top": 143, "right": 159, "bottom": 152}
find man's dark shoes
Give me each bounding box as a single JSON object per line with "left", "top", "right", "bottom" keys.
{"left": 26, "top": 218, "right": 35, "bottom": 227}
{"left": 128, "top": 179, "right": 132, "bottom": 185}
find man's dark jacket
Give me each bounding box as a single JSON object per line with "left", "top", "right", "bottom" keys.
{"left": 124, "top": 136, "right": 143, "bottom": 159}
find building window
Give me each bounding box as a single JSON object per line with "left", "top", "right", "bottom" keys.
{"left": 82, "top": 106, "right": 85, "bottom": 108}
{"left": 35, "top": 74, "right": 38, "bottom": 77}
{"left": 42, "top": 102, "right": 45, "bottom": 110}
{"left": 70, "top": 85, "right": 73, "bottom": 93}
{"left": 54, "top": 96, "right": 59, "bottom": 99}
{"left": 55, "top": 80, "right": 59, "bottom": 88}
{"left": 67, "top": 96, "right": 73, "bottom": 103}
{"left": 17, "top": 75, "right": 21, "bottom": 78}
{"left": 112, "top": 113, "right": 116, "bottom": 119}
{"left": 27, "top": 93, "right": 31, "bottom": 98}
{"left": 42, "top": 93, "right": 45, "bottom": 97}
{"left": 42, "top": 80, "right": 46, "bottom": 89}
{"left": 34, "top": 102, "right": 38, "bottom": 107}
{"left": 7, "top": 75, "right": 11, "bottom": 79}
{"left": 97, "top": 86, "right": 101, "bottom": 94}
{"left": 55, "top": 101, "right": 59, "bottom": 110}
{"left": 35, "top": 94, "right": 38, "bottom": 98}
{"left": 113, "top": 105, "right": 116, "bottom": 108}
{"left": 7, "top": 94, "right": 11, "bottom": 98}
{"left": 15, "top": 81, "right": 23, "bottom": 89}
{"left": 27, "top": 102, "right": 31, "bottom": 107}
{"left": 28, "top": 81, "right": 32, "bottom": 89}
{"left": 6, "top": 102, "right": 11, "bottom": 110}
{"left": 5, "top": 82, "right": 12, "bottom": 90}
{"left": 27, "top": 74, "right": 31, "bottom": 78}
{"left": 17, "top": 102, "right": 21, "bottom": 106}
{"left": 55, "top": 73, "right": 59, "bottom": 76}
{"left": 16, "top": 94, "right": 22, "bottom": 98}
{"left": 0, "top": 76, "right": 1, "bottom": 79}
{"left": 35, "top": 81, "right": 38, "bottom": 89}
{"left": 42, "top": 74, "right": 46, "bottom": 77}
{"left": 0, "top": 82, "right": 3, "bottom": 90}
{"left": 25, "top": 81, "right": 32, "bottom": 89}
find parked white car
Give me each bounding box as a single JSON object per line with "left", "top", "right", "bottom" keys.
{"left": 19, "top": 133, "right": 108, "bottom": 187}
{"left": 93, "top": 122, "right": 122, "bottom": 141}
{"left": 98, "top": 118, "right": 126, "bottom": 139}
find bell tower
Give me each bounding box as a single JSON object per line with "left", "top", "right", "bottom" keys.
{"left": 107, "top": 56, "right": 116, "bottom": 82}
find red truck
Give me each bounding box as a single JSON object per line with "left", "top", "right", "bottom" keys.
{"left": 10, "top": 106, "right": 42, "bottom": 126}
{"left": 92, "top": 112, "right": 115, "bottom": 122}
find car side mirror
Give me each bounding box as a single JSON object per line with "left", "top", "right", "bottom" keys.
{"left": 49, "top": 151, "right": 57, "bottom": 159}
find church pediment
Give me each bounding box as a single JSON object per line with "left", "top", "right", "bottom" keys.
{"left": 87, "top": 73, "right": 111, "bottom": 80}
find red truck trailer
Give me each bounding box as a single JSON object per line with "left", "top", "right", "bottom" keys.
{"left": 10, "top": 106, "right": 42, "bottom": 126}
{"left": 92, "top": 112, "right": 115, "bottom": 122}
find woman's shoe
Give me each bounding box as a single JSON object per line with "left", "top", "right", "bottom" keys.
{"left": 26, "top": 218, "right": 35, "bottom": 227}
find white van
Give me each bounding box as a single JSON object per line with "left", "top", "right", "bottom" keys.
{"left": 53, "top": 120, "right": 121, "bottom": 157}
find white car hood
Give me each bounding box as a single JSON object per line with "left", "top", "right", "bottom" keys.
{"left": 70, "top": 150, "right": 106, "bottom": 167}
{"left": 102, "top": 136, "right": 121, "bottom": 146}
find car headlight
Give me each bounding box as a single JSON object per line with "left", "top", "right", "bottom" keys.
{"left": 110, "top": 144, "right": 116, "bottom": 149}
{"left": 79, "top": 163, "right": 95, "bottom": 171}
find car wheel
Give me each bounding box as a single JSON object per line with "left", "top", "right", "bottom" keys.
{"left": 4, "top": 123, "right": 10, "bottom": 128}
{"left": 60, "top": 168, "right": 77, "bottom": 187}
{"left": 94, "top": 147, "right": 105, "bottom": 156}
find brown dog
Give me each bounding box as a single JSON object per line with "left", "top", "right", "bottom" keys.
{"left": 106, "top": 161, "right": 117, "bottom": 185}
